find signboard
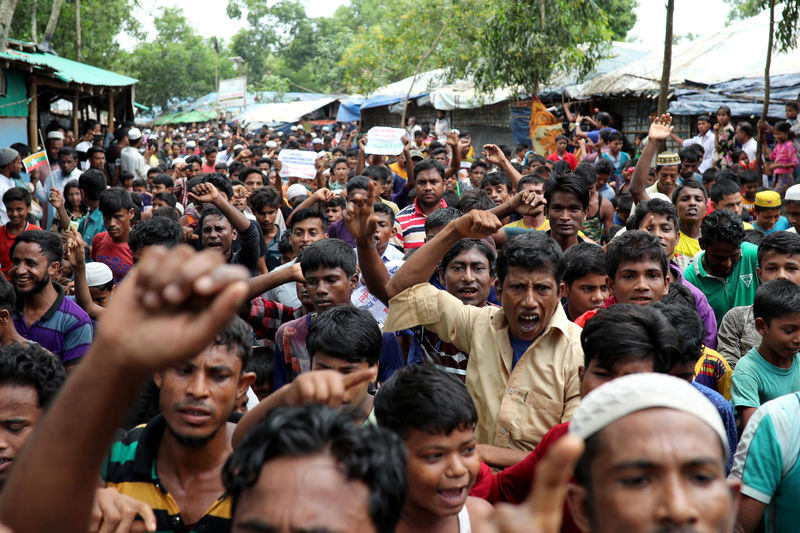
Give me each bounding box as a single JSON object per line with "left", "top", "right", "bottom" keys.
{"left": 278, "top": 150, "right": 318, "bottom": 180}
{"left": 218, "top": 76, "right": 247, "bottom": 108}
{"left": 22, "top": 150, "right": 49, "bottom": 173}
{"left": 364, "top": 127, "right": 406, "bottom": 155}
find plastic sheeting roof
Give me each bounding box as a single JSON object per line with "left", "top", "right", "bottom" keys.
{"left": 235, "top": 97, "right": 336, "bottom": 124}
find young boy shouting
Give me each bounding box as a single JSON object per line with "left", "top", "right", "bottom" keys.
{"left": 0, "top": 188, "right": 41, "bottom": 278}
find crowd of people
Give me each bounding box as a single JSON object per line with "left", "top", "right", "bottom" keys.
{"left": 0, "top": 100, "right": 798, "bottom": 533}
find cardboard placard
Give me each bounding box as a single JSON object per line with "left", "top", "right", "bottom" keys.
{"left": 277, "top": 149, "right": 318, "bottom": 180}
{"left": 365, "top": 127, "right": 406, "bottom": 155}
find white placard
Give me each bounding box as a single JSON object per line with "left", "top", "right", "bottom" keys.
{"left": 278, "top": 150, "right": 318, "bottom": 180}
{"left": 218, "top": 76, "right": 247, "bottom": 108}
{"left": 365, "top": 127, "right": 406, "bottom": 155}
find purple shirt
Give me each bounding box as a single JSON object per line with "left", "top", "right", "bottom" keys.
{"left": 327, "top": 218, "right": 357, "bottom": 247}
{"left": 671, "top": 261, "right": 718, "bottom": 349}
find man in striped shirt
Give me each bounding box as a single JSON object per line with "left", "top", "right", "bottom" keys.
{"left": 396, "top": 159, "right": 447, "bottom": 250}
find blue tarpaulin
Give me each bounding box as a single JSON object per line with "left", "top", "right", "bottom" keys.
{"left": 336, "top": 98, "right": 364, "bottom": 122}
{"left": 510, "top": 107, "right": 532, "bottom": 148}
{"left": 360, "top": 93, "right": 428, "bottom": 111}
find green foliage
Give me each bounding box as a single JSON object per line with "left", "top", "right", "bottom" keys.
{"left": 726, "top": 0, "right": 800, "bottom": 51}
{"left": 9, "top": 0, "right": 142, "bottom": 70}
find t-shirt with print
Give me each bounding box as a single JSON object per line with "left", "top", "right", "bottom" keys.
{"left": 91, "top": 231, "right": 133, "bottom": 284}
{"left": 0, "top": 222, "right": 41, "bottom": 278}
{"left": 731, "top": 346, "right": 800, "bottom": 410}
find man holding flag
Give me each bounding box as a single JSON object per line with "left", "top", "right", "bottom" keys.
{"left": 0, "top": 148, "right": 21, "bottom": 225}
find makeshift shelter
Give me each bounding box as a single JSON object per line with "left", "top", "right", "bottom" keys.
{"left": 0, "top": 39, "right": 137, "bottom": 150}
{"left": 235, "top": 97, "right": 337, "bottom": 129}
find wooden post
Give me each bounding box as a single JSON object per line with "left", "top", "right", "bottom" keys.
{"left": 28, "top": 76, "right": 38, "bottom": 151}
{"left": 107, "top": 90, "right": 114, "bottom": 133}
{"left": 72, "top": 90, "right": 80, "bottom": 137}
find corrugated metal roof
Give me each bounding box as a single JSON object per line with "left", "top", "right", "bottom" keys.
{"left": 0, "top": 44, "right": 137, "bottom": 87}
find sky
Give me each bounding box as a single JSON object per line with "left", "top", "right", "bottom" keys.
{"left": 121, "top": 0, "right": 736, "bottom": 52}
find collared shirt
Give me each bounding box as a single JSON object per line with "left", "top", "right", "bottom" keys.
{"left": 0, "top": 173, "right": 14, "bottom": 225}
{"left": 396, "top": 198, "right": 447, "bottom": 250}
{"left": 683, "top": 131, "right": 716, "bottom": 172}
{"left": 102, "top": 414, "right": 236, "bottom": 533}
{"left": 717, "top": 305, "right": 760, "bottom": 368}
{"left": 120, "top": 146, "right": 147, "bottom": 180}
{"left": 78, "top": 207, "right": 106, "bottom": 249}
{"left": 351, "top": 245, "right": 405, "bottom": 324}
{"left": 384, "top": 283, "right": 583, "bottom": 451}
{"left": 13, "top": 283, "right": 92, "bottom": 366}
{"left": 683, "top": 242, "right": 760, "bottom": 324}
{"left": 263, "top": 258, "right": 301, "bottom": 310}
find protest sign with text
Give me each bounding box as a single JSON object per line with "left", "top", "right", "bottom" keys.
{"left": 277, "top": 150, "right": 318, "bottom": 180}
{"left": 364, "top": 127, "right": 406, "bottom": 155}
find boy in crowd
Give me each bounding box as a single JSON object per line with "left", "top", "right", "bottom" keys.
{"left": 731, "top": 279, "right": 800, "bottom": 428}
{"left": 545, "top": 174, "right": 590, "bottom": 250}
{"left": 784, "top": 184, "right": 800, "bottom": 233}
{"left": 574, "top": 163, "right": 615, "bottom": 244}
{"left": 740, "top": 170, "right": 760, "bottom": 221}
{"left": 396, "top": 159, "right": 448, "bottom": 250}
{"left": 630, "top": 198, "right": 719, "bottom": 347}
{"left": 374, "top": 364, "right": 493, "bottom": 532}
{"left": 717, "top": 231, "right": 800, "bottom": 366}
{"left": 272, "top": 238, "right": 403, "bottom": 389}
{"left": 248, "top": 187, "right": 282, "bottom": 271}
{"left": 594, "top": 158, "right": 616, "bottom": 200}
{"left": 547, "top": 135, "right": 577, "bottom": 171}
{"left": 0, "top": 188, "right": 41, "bottom": 278}
{"left": 76, "top": 169, "right": 108, "bottom": 250}
{"left": 91, "top": 188, "right": 134, "bottom": 284}
{"left": 630, "top": 115, "right": 680, "bottom": 204}
{"left": 684, "top": 209, "right": 760, "bottom": 323}
{"left": 670, "top": 114, "right": 716, "bottom": 171}
{"left": 670, "top": 179, "right": 707, "bottom": 270}
{"left": 149, "top": 174, "right": 174, "bottom": 195}
{"left": 561, "top": 243, "right": 608, "bottom": 322}
{"left": 492, "top": 176, "right": 548, "bottom": 247}
{"left": 752, "top": 190, "right": 791, "bottom": 234}
{"left": 322, "top": 195, "right": 346, "bottom": 226}
{"left": 481, "top": 172, "right": 513, "bottom": 207}
{"left": 601, "top": 131, "right": 629, "bottom": 184}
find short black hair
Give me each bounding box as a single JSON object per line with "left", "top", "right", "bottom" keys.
{"left": 424, "top": 207, "right": 462, "bottom": 235}
{"left": 202, "top": 173, "right": 234, "bottom": 200}
{"left": 78, "top": 169, "right": 108, "bottom": 201}
{"left": 563, "top": 243, "right": 606, "bottom": 286}
{"left": 362, "top": 165, "right": 392, "bottom": 185}
{"left": 347, "top": 176, "right": 371, "bottom": 195}
{"left": 594, "top": 158, "right": 614, "bottom": 175}
{"left": 289, "top": 207, "right": 328, "bottom": 233}
{"left": 128, "top": 216, "right": 183, "bottom": 253}
{"left": 758, "top": 231, "right": 800, "bottom": 266}
{"left": 414, "top": 158, "right": 445, "bottom": 180}
{"left": 497, "top": 231, "right": 564, "bottom": 286}
{"left": 307, "top": 306, "right": 382, "bottom": 366}
{"left": 440, "top": 238, "right": 496, "bottom": 273}
{"left": 700, "top": 209, "right": 744, "bottom": 247}
{"left": 152, "top": 174, "right": 174, "bottom": 188}
{"left": 737, "top": 121, "right": 755, "bottom": 138}
{"left": 153, "top": 192, "right": 177, "bottom": 209}
{"left": 545, "top": 174, "right": 590, "bottom": 211}
{"left": 11, "top": 230, "right": 62, "bottom": 264}
{"left": 2, "top": 187, "right": 30, "bottom": 207}
{"left": 580, "top": 303, "right": 681, "bottom": 373}
{"left": 573, "top": 162, "right": 598, "bottom": 186}
{"left": 0, "top": 278, "right": 14, "bottom": 312}
{"left": 628, "top": 198, "right": 679, "bottom": 235}
{"left": 606, "top": 230, "right": 667, "bottom": 280}
{"left": 678, "top": 147, "right": 700, "bottom": 164}
{"left": 753, "top": 279, "right": 800, "bottom": 324}
{"left": 223, "top": 404, "right": 407, "bottom": 532}
{"left": 249, "top": 187, "right": 282, "bottom": 211}
{"left": 375, "top": 363, "right": 477, "bottom": 441}
{"left": 0, "top": 343, "right": 66, "bottom": 408}
{"left": 98, "top": 187, "right": 134, "bottom": 217}
{"left": 672, "top": 178, "right": 707, "bottom": 204}
{"left": 213, "top": 316, "right": 253, "bottom": 370}
{"left": 739, "top": 170, "right": 760, "bottom": 186}
{"left": 709, "top": 178, "right": 741, "bottom": 204}
{"left": 323, "top": 196, "right": 346, "bottom": 210}
{"left": 457, "top": 190, "right": 495, "bottom": 212}
{"left": 613, "top": 192, "right": 633, "bottom": 215}
{"left": 652, "top": 301, "right": 705, "bottom": 366}
{"left": 480, "top": 172, "right": 512, "bottom": 192}
{"left": 299, "top": 238, "right": 357, "bottom": 278}
{"left": 373, "top": 202, "right": 396, "bottom": 225}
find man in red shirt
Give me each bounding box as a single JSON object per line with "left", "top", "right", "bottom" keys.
{"left": 91, "top": 189, "right": 134, "bottom": 284}
{"left": 0, "top": 188, "right": 41, "bottom": 278}
{"left": 546, "top": 135, "right": 578, "bottom": 171}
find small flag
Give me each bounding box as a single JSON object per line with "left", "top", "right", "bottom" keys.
{"left": 22, "top": 151, "right": 49, "bottom": 173}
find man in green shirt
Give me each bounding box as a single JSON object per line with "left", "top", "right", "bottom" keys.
{"left": 684, "top": 209, "right": 760, "bottom": 323}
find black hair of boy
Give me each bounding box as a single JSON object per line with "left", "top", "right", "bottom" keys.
{"left": 308, "top": 306, "right": 382, "bottom": 367}
{"left": 753, "top": 279, "right": 800, "bottom": 325}
{"left": 480, "top": 172, "right": 512, "bottom": 192}
{"left": 709, "top": 178, "right": 741, "bottom": 205}
{"left": 517, "top": 175, "right": 546, "bottom": 191}
{"left": 739, "top": 170, "right": 759, "bottom": 186}
{"left": 203, "top": 173, "right": 234, "bottom": 200}
{"left": 324, "top": 196, "right": 347, "bottom": 211}
{"left": 679, "top": 147, "right": 701, "bottom": 164}
{"left": 552, "top": 160, "right": 572, "bottom": 177}
{"left": 652, "top": 301, "right": 705, "bottom": 367}
{"left": 573, "top": 163, "right": 598, "bottom": 186}
{"left": 671, "top": 178, "right": 707, "bottom": 204}
{"left": 374, "top": 363, "right": 477, "bottom": 440}
{"left": 153, "top": 192, "right": 178, "bottom": 209}
{"left": 757, "top": 231, "right": 800, "bottom": 267}
{"left": 627, "top": 198, "right": 680, "bottom": 234}
{"left": 0, "top": 277, "right": 15, "bottom": 312}
{"left": 563, "top": 243, "right": 607, "bottom": 287}
{"left": 424, "top": 207, "right": 462, "bottom": 235}
{"left": 662, "top": 282, "right": 697, "bottom": 309}
{"left": 457, "top": 190, "right": 495, "bottom": 213}
{"left": 246, "top": 346, "right": 274, "bottom": 394}
{"left": 298, "top": 238, "right": 356, "bottom": 278}
{"left": 131, "top": 178, "right": 147, "bottom": 190}
{"left": 346, "top": 176, "right": 371, "bottom": 195}
{"left": 2, "top": 187, "right": 30, "bottom": 207}
{"left": 152, "top": 174, "right": 174, "bottom": 189}
{"left": 288, "top": 207, "right": 328, "bottom": 233}
{"left": 606, "top": 230, "right": 667, "bottom": 280}
{"left": 278, "top": 231, "right": 293, "bottom": 255}
{"left": 613, "top": 193, "right": 633, "bottom": 215}
{"left": 440, "top": 238, "right": 496, "bottom": 274}
{"left": 223, "top": 404, "right": 408, "bottom": 531}
{"left": 373, "top": 202, "right": 396, "bottom": 226}
{"left": 10, "top": 230, "right": 62, "bottom": 265}
{"left": 544, "top": 174, "right": 590, "bottom": 211}
{"left": 580, "top": 304, "right": 681, "bottom": 373}
{"left": 78, "top": 169, "right": 108, "bottom": 202}
{"left": 594, "top": 158, "right": 614, "bottom": 176}
{"left": 497, "top": 231, "right": 564, "bottom": 286}
{"left": 0, "top": 342, "right": 67, "bottom": 408}
{"left": 247, "top": 189, "right": 279, "bottom": 214}
{"left": 362, "top": 165, "right": 391, "bottom": 185}
{"left": 701, "top": 210, "right": 744, "bottom": 247}
{"left": 98, "top": 187, "right": 134, "bottom": 218}
{"left": 128, "top": 216, "right": 183, "bottom": 253}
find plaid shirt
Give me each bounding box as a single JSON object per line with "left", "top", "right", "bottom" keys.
{"left": 247, "top": 296, "right": 297, "bottom": 343}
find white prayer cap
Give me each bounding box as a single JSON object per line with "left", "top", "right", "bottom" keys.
{"left": 265, "top": 140, "right": 277, "bottom": 149}
{"left": 287, "top": 183, "right": 309, "bottom": 200}
{"left": 127, "top": 127, "right": 142, "bottom": 141}
{"left": 47, "top": 130, "right": 65, "bottom": 140}
{"left": 569, "top": 373, "right": 728, "bottom": 457}
{"left": 649, "top": 192, "right": 671, "bottom": 203}
{"left": 785, "top": 184, "right": 800, "bottom": 202}
{"left": 85, "top": 262, "right": 113, "bottom": 287}
{"left": 171, "top": 157, "right": 186, "bottom": 168}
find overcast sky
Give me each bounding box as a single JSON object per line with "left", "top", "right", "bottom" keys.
{"left": 121, "top": 0, "right": 736, "bottom": 53}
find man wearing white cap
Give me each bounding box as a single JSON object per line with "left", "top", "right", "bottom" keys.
{"left": 566, "top": 373, "right": 740, "bottom": 533}
{"left": 119, "top": 127, "right": 147, "bottom": 181}
{"left": 0, "top": 148, "right": 19, "bottom": 225}
{"left": 783, "top": 183, "right": 800, "bottom": 233}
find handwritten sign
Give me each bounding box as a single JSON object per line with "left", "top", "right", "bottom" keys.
{"left": 277, "top": 149, "right": 318, "bottom": 180}
{"left": 365, "top": 127, "right": 406, "bottom": 155}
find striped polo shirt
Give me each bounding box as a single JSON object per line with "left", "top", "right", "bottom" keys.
{"left": 102, "top": 414, "right": 239, "bottom": 533}
{"left": 13, "top": 283, "right": 92, "bottom": 367}
{"left": 396, "top": 198, "right": 447, "bottom": 250}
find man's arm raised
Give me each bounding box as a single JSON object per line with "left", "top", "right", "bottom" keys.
{"left": 386, "top": 209, "right": 502, "bottom": 300}
{"left": 0, "top": 247, "right": 249, "bottom": 533}
{"left": 630, "top": 113, "right": 673, "bottom": 204}
{"left": 345, "top": 181, "right": 392, "bottom": 306}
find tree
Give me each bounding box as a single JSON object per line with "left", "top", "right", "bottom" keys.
{"left": 470, "top": 0, "right": 636, "bottom": 96}
{"left": 117, "top": 8, "right": 235, "bottom": 110}
{"left": 10, "top": 0, "right": 141, "bottom": 70}
{"left": 657, "top": 0, "right": 675, "bottom": 120}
